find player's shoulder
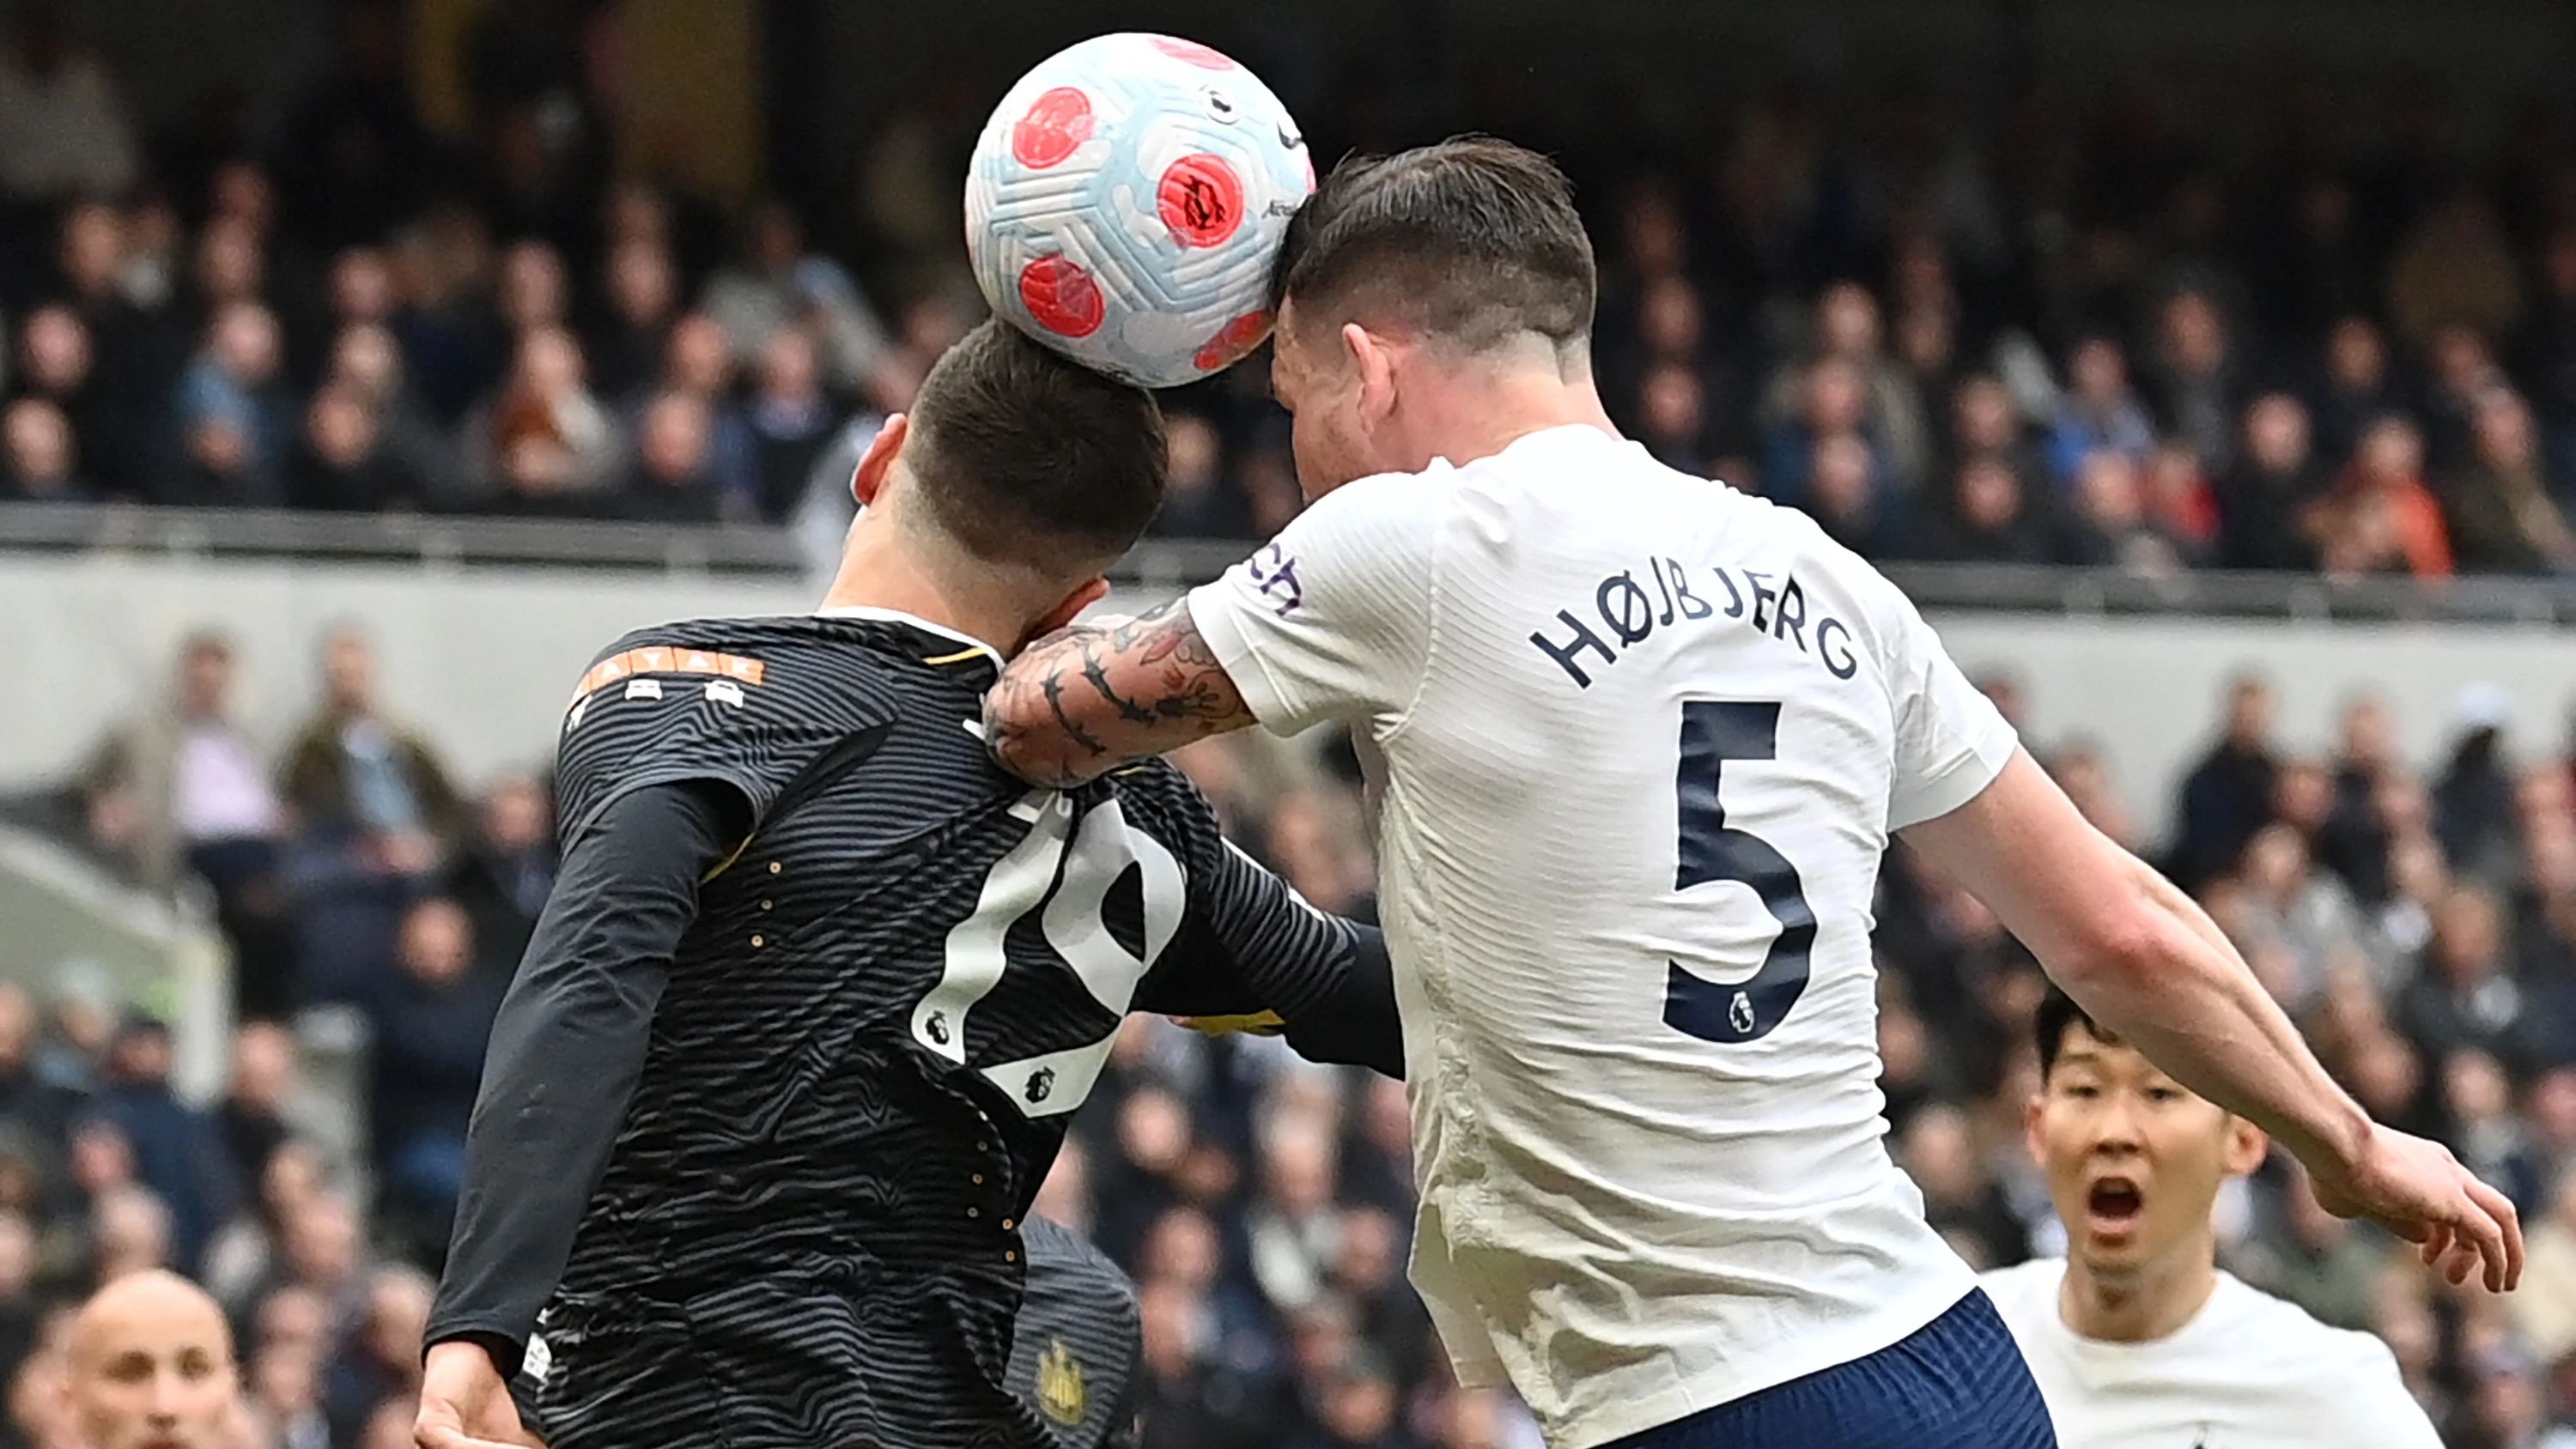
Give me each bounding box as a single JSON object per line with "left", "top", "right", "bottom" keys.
{"left": 1975, "top": 1257, "right": 2068, "bottom": 1335}
{"left": 2200, "top": 1273, "right": 2433, "bottom": 1437}
{"left": 1287, "top": 459, "right": 1459, "bottom": 537}
{"left": 1095, "top": 757, "right": 1222, "bottom": 855}
{"left": 2202, "top": 1271, "right": 2402, "bottom": 1370}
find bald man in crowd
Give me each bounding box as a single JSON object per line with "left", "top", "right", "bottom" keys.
{"left": 63, "top": 1269, "right": 240, "bottom": 1449}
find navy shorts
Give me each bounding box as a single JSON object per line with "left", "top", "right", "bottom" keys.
{"left": 1607, "top": 1289, "right": 2057, "bottom": 1449}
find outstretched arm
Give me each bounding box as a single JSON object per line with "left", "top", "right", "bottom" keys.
{"left": 983, "top": 600, "right": 1255, "bottom": 788}
{"left": 1902, "top": 748, "right": 2522, "bottom": 1292}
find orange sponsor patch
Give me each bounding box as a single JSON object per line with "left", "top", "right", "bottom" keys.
{"left": 570, "top": 647, "right": 768, "bottom": 705}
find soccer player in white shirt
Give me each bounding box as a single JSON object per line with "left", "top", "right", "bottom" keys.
{"left": 1982, "top": 986, "right": 2443, "bottom": 1448}
{"left": 981, "top": 139, "right": 2520, "bottom": 1449}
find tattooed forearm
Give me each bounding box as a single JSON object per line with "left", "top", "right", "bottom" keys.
{"left": 982, "top": 599, "right": 1255, "bottom": 786}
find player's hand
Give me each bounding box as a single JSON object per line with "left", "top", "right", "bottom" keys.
{"left": 2306, "top": 1122, "right": 2523, "bottom": 1292}
{"left": 416, "top": 1340, "right": 543, "bottom": 1449}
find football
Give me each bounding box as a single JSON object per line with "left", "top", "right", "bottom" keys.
{"left": 965, "top": 33, "right": 1315, "bottom": 390}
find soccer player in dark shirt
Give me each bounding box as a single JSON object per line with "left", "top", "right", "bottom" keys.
{"left": 415, "top": 320, "right": 1403, "bottom": 1449}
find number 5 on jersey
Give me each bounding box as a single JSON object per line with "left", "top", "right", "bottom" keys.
{"left": 1666, "top": 700, "right": 1817, "bottom": 1044}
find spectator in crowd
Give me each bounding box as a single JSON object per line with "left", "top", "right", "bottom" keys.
{"left": 2218, "top": 393, "right": 2326, "bottom": 570}
{"left": 78, "top": 631, "right": 296, "bottom": 1019}
{"left": 94, "top": 1020, "right": 233, "bottom": 1278}
{"left": 325, "top": 321, "right": 453, "bottom": 495}
{"left": 495, "top": 241, "right": 568, "bottom": 344}
{"left": 619, "top": 387, "right": 726, "bottom": 523}
{"left": 2312, "top": 316, "right": 2406, "bottom": 470}
{"left": 2445, "top": 389, "right": 2576, "bottom": 574}
{"left": 1784, "top": 280, "right": 1933, "bottom": 490}
{"left": 2141, "top": 440, "right": 2221, "bottom": 561}
{"left": 701, "top": 199, "right": 897, "bottom": 404}
{"left": 213, "top": 1025, "right": 297, "bottom": 1201}
{"left": 585, "top": 234, "right": 680, "bottom": 403}
{"left": 1947, "top": 375, "right": 2045, "bottom": 490}
{"left": 2402, "top": 882, "right": 2540, "bottom": 1069}
{"left": 1152, "top": 411, "right": 1255, "bottom": 540}
{"left": 362, "top": 900, "right": 497, "bottom": 1263}
{"left": 2314, "top": 415, "right": 2452, "bottom": 579}
{"left": 2439, "top": 686, "right": 2524, "bottom": 889}
{"left": 323, "top": 1266, "right": 429, "bottom": 1446}
{"left": 171, "top": 301, "right": 292, "bottom": 507}
{"left": 2063, "top": 447, "right": 2187, "bottom": 573}
{"left": 277, "top": 625, "right": 461, "bottom": 872}
{"left": 276, "top": 623, "right": 463, "bottom": 1003}
{"left": 645, "top": 310, "right": 759, "bottom": 505}
{"left": 1923, "top": 452, "right": 2056, "bottom": 564}
{"left": 187, "top": 216, "right": 265, "bottom": 327}
{"left": 2142, "top": 287, "right": 2242, "bottom": 474}
{"left": 2172, "top": 674, "right": 2283, "bottom": 890}
{"left": 457, "top": 324, "right": 617, "bottom": 513}
{"left": 1637, "top": 360, "right": 1716, "bottom": 476}
{"left": 11, "top": 302, "right": 120, "bottom": 493}
{"left": 1803, "top": 429, "right": 1906, "bottom": 557}
{"left": 0, "top": 395, "right": 83, "bottom": 500}
{"left": 2047, "top": 334, "right": 2158, "bottom": 487}
{"left": 288, "top": 379, "right": 422, "bottom": 513}
{"left": 441, "top": 775, "right": 556, "bottom": 981}
{"left": 0, "top": 4, "right": 137, "bottom": 207}
{"left": 325, "top": 247, "right": 398, "bottom": 336}
{"left": 0, "top": 985, "right": 85, "bottom": 1176}
{"left": 744, "top": 328, "right": 843, "bottom": 522}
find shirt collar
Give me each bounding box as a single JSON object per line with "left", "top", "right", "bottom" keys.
{"left": 814, "top": 605, "right": 1006, "bottom": 668}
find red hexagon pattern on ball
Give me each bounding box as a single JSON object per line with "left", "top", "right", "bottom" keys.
{"left": 1157, "top": 155, "right": 1246, "bottom": 249}
{"left": 1149, "top": 36, "right": 1236, "bottom": 70}
{"left": 1019, "top": 257, "right": 1105, "bottom": 337}
{"left": 1011, "top": 87, "right": 1093, "bottom": 170}
{"left": 1194, "top": 309, "right": 1273, "bottom": 373}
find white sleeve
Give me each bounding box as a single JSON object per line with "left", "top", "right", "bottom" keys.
{"left": 2308, "top": 1337, "right": 2444, "bottom": 1448}
{"left": 1184, "top": 473, "right": 1440, "bottom": 737}
{"left": 1877, "top": 582, "right": 2018, "bottom": 830}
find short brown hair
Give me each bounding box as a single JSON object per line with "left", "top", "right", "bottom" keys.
{"left": 1271, "top": 137, "right": 1596, "bottom": 353}
{"left": 904, "top": 318, "right": 1168, "bottom": 572}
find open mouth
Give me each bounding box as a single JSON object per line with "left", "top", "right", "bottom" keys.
{"left": 2087, "top": 1176, "right": 2144, "bottom": 1227}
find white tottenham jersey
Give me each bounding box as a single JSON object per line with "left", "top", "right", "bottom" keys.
{"left": 1980, "top": 1258, "right": 2441, "bottom": 1448}
{"left": 1188, "top": 425, "right": 2018, "bottom": 1447}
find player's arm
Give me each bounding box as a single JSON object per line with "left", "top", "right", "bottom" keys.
{"left": 420, "top": 780, "right": 744, "bottom": 1396}
{"left": 984, "top": 476, "right": 1439, "bottom": 787}
{"left": 983, "top": 600, "right": 1256, "bottom": 788}
{"left": 1128, "top": 785, "right": 1404, "bottom": 1078}
{"left": 1900, "top": 749, "right": 2521, "bottom": 1291}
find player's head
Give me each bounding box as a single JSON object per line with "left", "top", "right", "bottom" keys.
{"left": 1267, "top": 137, "right": 1599, "bottom": 495}
{"left": 2028, "top": 987, "right": 2266, "bottom": 1280}
{"left": 850, "top": 318, "right": 1165, "bottom": 643}
{"left": 65, "top": 1268, "right": 240, "bottom": 1449}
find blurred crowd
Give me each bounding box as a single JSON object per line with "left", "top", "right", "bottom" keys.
{"left": 3, "top": 2, "right": 2576, "bottom": 1446}
{"left": 8, "top": 612, "right": 2573, "bottom": 1447}
{"left": 5, "top": 5, "right": 2576, "bottom": 576}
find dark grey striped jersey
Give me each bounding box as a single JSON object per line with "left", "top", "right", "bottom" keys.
{"left": 507, "top": 612, "right": 1373, "bottom": 1449}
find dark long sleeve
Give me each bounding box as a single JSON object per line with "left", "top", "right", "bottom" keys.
{"left": 1135, "top": 834, "right": 1406, "bottom": 1081}
{"left": 1277, "top": 924, "right": 1401, "bottom": 1078}
{"left": 423, "top": 779, "right": 745, "bottom": 1373}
